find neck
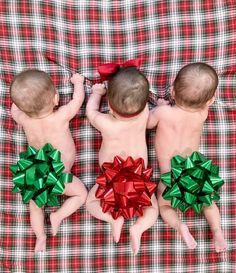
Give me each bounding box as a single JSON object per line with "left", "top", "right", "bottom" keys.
{"left": 175, "top": 103, "right": 208, "bottom": 113}
{"left": 108, "top": 100, "right": 143, "bottom": 118}
{"left": 109, "top": 110, "right": 140, "bottom": 121}
{"left": 29, "top": 109, "right": 54, "bottom": 119}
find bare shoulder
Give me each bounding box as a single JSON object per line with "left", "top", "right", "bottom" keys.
{"left": 90, "top": 111, "right": 114, "bottom": 132}
{"left": 147, "top": 104, "right": 172, "bottom": 129}
{"left": 54, "top": 106, "right": 71, "bottom": 122}
{"left": 153, "top": 104, "right": 173, "bottom": 117}
{"left": 158, "top": 104, "right": 172, "bottom": 112}
{"left": 56, "top": 104, "right": 69, "bottom": 115}
{"left": 100, "top": 112, "right": 116, "bottom": 125}
{"left": 11, "top": 104, "right": 29, "bottom": 125}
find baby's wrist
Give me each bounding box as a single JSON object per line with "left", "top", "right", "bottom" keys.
{"left": 92, "top": 83, "right": 106, "bottom": 96}
{"left": 71, "top": 74, "right": 84, "bottom": 85}
{"left": 93, "top": 90, "right": 104, "bottom": 96}
{"left": 74, "top": 79, "right": 84, "bottom": 84}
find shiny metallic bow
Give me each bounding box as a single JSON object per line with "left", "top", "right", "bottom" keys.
{"left": 161, "top": 151, "right": 224, "bottom": 213}
{"left": 10, "top": 143, "right": 73, "bottom": 208}
{"left": 96, "top": 156, "right": 156, "bottom": 219}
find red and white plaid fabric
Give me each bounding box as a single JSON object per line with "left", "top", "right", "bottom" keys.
{"left": 0, "top": 1, "right": 235, "bottom": 272}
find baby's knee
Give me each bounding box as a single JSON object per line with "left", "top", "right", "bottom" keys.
{"left": 85, "top": 198, "right": 92, "bottom": 211}
{"left": 157, "top": 195, "right": 171, "bottom": 209}
{"left": 150, "top": 194, "right": 158, "bottom": 209}
{"left": 76, "top": 186, "right": 88, "bottom": 204}
{"left": 64, "top": 178, "right": 88, "bottom": 198}
{"left": 85, "top": 190, "right": 98, "bottom": 209}
{"left": 75, "top": 183, "right": 88, "bottom": 201}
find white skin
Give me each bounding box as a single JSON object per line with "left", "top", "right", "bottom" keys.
{"left": 86, "top": 83, "right": 158, "bottom": 255}
{"left": 147, "top": 91, "right": 227, "bottom": 252}
{"left": 11, "top": 74, "right": 88, "bottom": 253}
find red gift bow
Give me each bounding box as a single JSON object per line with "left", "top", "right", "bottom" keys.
{"left": 95, "top": 156, "right": 157, "bottom": 220}
{"left": 98, "top": 58, "right": 144, "bottom": 118}
{"left": 97, "top": 59, "right": 141, "bottom": 81}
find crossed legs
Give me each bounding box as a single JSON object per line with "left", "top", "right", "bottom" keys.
{"left": 158, "top": 182, "right": 227, "bottom": 252}
{"left": 86, "top": 184, "right": 159, "bottom": 255}
{"left": 30, "top": 176, "right": 87, "bottom": 252}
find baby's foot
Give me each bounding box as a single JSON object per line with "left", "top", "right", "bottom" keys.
{"left": 34, "top": 235, "right": 47, "bottom": 253}
{"left": 50, "top": 212, "right": 62, "bottom": 236}
{"left": 179, "top": 223, "right": 197, "bottom": 249}
{"left": 213, "top": 229, "right": 227, "bottom": 252}
{"left": 129, "top": 224, "right": 142, "bottom": 255}
{"left": 111, "top": 216, "right": 124, "bottom": 243}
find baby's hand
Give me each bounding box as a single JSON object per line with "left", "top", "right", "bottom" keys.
{"left": 157, "top": 98, "right": 170, "bottom": 106}
{"left": 71, "top": 73, "right": 84, "bottom": 84}
{"left": 92, "top": 83, "right": 106, "bottom": 96}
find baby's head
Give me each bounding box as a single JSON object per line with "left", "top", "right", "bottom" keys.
{"left": 10, "top": 69, "right": 57, "bottom": 118}
{"left": 107, "top": 67, "right": 149, "bottom": 117}
{"left": 173, "top": 63, "right": 218, "bottom": 109}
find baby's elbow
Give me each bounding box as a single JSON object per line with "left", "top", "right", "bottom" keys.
{"left": 85, "top": 107, "right": 93, "bottom": 121}
{"left": 147, "top": 120, "right": 157, "bottom": 130}
{"left": 146, "top": 119, "right": 153, "bottom": 129}
{"left": 85, "top": 108, "right": 90, "bottom": 122}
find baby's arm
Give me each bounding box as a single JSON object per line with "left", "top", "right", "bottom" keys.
{"left": 86, "top": 83, "right": 108, "bottom": 131}
{"left": 147, "top": 107, "right": 159, "bottom": 129}
{"left": 11, "top": 103, "right": 27, "bottom": 125}
{"left": 147, "top": 99, "right": 170, "bottom": 129}
{"left": 58, "top": 73, "right": 85, "bottom": 120}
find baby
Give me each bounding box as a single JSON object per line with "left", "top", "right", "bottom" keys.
{"left": 148, "top": 62, "right": 227, "bottom": 252}
{"left": 10, "top": 69, "right": 88, "bottom": 252}
{"left": 86, "top": 66, "right": 158, "bottom": 255}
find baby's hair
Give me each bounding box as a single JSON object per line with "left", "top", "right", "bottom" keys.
{"left": 107, "top": 67, "right": 149, "bottom": 116}
{"left": 10, "top": 69, "right": 56, "bottom": 117}
{"left": 173, "top": 62, "right": 218, "bottom": 109}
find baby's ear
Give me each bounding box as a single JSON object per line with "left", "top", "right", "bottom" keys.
{"left": 54, "top": 93, "right": 59, "bottom": 106}
{"left": 170, "top": 87, "right": 175, "bottom": 99}
{"left": 107, "top": 101, "right": 114, "bottom": 114}
{"left": 207, "top": 96, "right": 215, "bottom": 106}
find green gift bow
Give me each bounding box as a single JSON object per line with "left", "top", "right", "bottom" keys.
{"left": 161, "top": 151, "right": 224, "bottom": 213}
{"left": 10, "top": 143, "right": 73, "bottom": 208}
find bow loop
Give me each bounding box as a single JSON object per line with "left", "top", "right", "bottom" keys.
{"left": 122, "top": 59, "right": 141, "bottom": 68}
{"left": 98, "top": 58, "right": 141, "bottom": 81}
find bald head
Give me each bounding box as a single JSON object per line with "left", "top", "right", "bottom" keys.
{"left": 173, "top": 63, "right": 218, "bottom": 109}
{"left": 107, "top": 67, "right": 149, "bottom": 116}
{"left": 10, "top": 69, "right": 56, "bottom": 117}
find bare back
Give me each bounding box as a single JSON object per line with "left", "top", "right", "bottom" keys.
{"left": 17, "top": 111, "right": 75, "bottom": 172}
{"left": 154, "top": 105, "right": 208, "bottom": 173}
{"left": 98, "top": 106, "right": 149, "bottom": 167}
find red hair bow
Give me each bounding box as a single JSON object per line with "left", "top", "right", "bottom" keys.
{"left": 98, "top": 59, "right": 141, "bottom": 81}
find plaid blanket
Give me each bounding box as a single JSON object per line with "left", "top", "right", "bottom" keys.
{"left": 0, "top": 1, "right": 235, "bottom": 272}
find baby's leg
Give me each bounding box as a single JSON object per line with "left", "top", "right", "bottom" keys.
{"left": 202, "top": 202, "right": 227, "bottom": 252}
{"left": 129, "top": 194, "right": 159, "bottom": 255}
{"left": 86, "top": 184, "right": 124, "bottom": 243}
{"left": 29, "top": 200, "right": 46, "bottom": 252}
{"left": 50, "top": 176, "right": 87, "bottom": 236}
{"left": 158, "top": 182, "right": 197, "bottom": 249}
